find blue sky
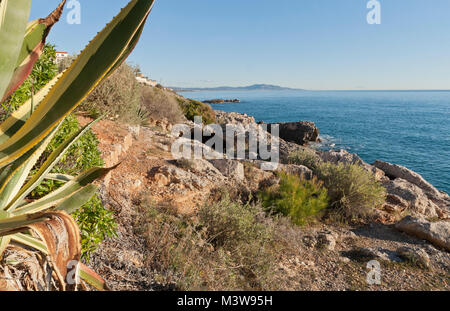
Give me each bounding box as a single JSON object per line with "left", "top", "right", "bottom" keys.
{"left": 31, "top": 0, "right": 450, "bottom": 90}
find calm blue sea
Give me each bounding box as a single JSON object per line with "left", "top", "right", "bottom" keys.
{"left": 180, "top": 90, "right": 450, "bottom": 194}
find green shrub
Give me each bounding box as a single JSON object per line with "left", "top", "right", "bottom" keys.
{"left": 315, "top": 162, "right": 386, "bottom": 222}
{"left": 288, "top": 148, "right": 322, "bottom": 171}
{"left": 73, "top": 195, "right": 117, "bottom": 261}
{"left": 178, "top": 98, "right": 216, "bottom": 124}
{"left": 0, "top": 44, "right": 58, "bottom": 121}
{"left": 259, "top": 172, "right": 329, "bottom": 226}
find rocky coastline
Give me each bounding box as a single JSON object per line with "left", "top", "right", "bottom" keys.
{"left": 85, "top": 107, "right": 449, "bottom": 291}
{"left": 202, "top": 98, "right": 241, "bottom": 104}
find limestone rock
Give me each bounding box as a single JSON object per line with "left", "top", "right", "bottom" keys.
{"left": 208, "top": 159, "right": 245, "bottom": 182}
{"left": 358, "top": 247, "right": 402, "bottom": 262}
{"left": 317, "top": 233, "right": 336, "bottom": 251}
{"left": 374, "top": 161, "right": 442, "bottom": 199}
{"left": 396, "top": 246, "right": 431, "bottom": 268}
{"left": 215, "top": 110, "right": 256, "bottom": 126}
{"left": 384, "top": 179, "right": 441, "bottom": 217}
{"left": 395, "top": 216, "right": 450, "bottom": 251}
{"left": 321, "top": 149, "right": 365, "bottom": 166}
{"left": 277, "top": 164, "right": 313, "bottom": 180}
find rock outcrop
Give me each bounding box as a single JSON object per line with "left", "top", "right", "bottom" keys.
{"left": 215, "top": 110, "right": 256, "bottom": 126}
{"left": 208, "top": 159, "right": 245, "bottom": 182}
{"left": 277, "top": 164, "right": 313, "bottom": 180}
{"left": 374, "top": 161, "right": 445, "bottom": 200}
{"left": 395, "top": 216, "right": 450, "bottom": 251}
{"left": 203, "top": 99, "right": 240, "bottom": 104}
{"left": 271, "top": 121, "right": 320, "bottom": 146}
{"left": 383, "top": 179, "right": 443, "bottom": 218}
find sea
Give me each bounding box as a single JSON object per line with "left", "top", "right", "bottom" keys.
{"left": 179, "top": 90, "right": 450, "bottom": 194}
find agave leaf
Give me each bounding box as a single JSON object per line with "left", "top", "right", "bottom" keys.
{"left": 12, "top": 166, "right": 115, "bottom": 215}
{"left": 0, "top": 210, "right": 49, "bottom": 235}
{"left": 0, "top": 235, "right": 10, "bottom": 259}
{"left": 0, "top": 0, "right": 31, "bottom": 100}
{"left": 45, "top": 173, "right": 74, "bottom": 182}
{"left": 0, "top": 0, "right": 66, "bottom": 102}
{"left": 55, "top": 184, "right": 98, "bottom": 214}
{"left": 0, "top": 0, "right": 155, "bottom": 169}
{"left": 79, "top": 263, "right": 110, "bottom": 291}
{"left": 10, "top": 232, "right": 47, "bottom": 255}
{"left": 0, "top": 73, "right": 61, "bottom": 146}
{"left": 0, "top": 126, "right": 59, "bottom": 210}
{"left": 0, "top": 210, "right": 11, "bottom": 258}
{"left": 6, "top": 118, "right": 100, "bottom": 212}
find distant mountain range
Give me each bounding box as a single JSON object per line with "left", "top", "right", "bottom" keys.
{"left": 170, "top": 84, "right": 303, "bottom": 92}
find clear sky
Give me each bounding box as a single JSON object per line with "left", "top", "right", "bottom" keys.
{"left": 31, "top": 0, "right": 450, "bottom": 90}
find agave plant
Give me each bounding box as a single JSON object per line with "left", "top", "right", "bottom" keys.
{"left": 0, "top": 0, "right": 155, "bottom": 290}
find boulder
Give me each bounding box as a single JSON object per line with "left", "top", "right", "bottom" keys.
{"left": 395, "top": 216, "right": 450, "bottom": 251}
{"left": 358, "top": 247, "right": 402, "bottom": 262}
{"left": 374, "top": 161, "right": 442, "bottom": 199}
{"left": 396, "top": 246, "right": 431, "bottom": 268}
{"left": 321, "top": 149, "right": 364, "bottom": 165}
{"left": 317, "top": 233, "right": 336, "bottom": 251}
{"left": 277, "top": 164, "right": 313, "bottom": 180}
{"left": 384, "top": 179, "right": 441, "bottom": 218}
{"left": 271, "top": 121, "right": 319, "bottom": 146}
{"left": 316, "top": 230, "right": 339, "bottom": 251}
{"left": 208, "top": 159, "right": 245, "bottom": 182}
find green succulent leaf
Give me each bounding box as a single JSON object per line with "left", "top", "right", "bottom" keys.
{"left": 11, "top": 232, "right": 48, "bottom": 255}
{"left": 0, "top": 0, "right": 31, "bottom": 101}
{"left": 0, "top": 0, "right": 66, "bottom": 102}
{"left": 0, "top": 126, "right": 59, "bottom": 210}
{"left": 55, "top": 184, "right": 98, "bottom": 215}
{"left": 79, "top": 263, "right": 110, "bottom": 291}
{"left": 13, "top": 166, "right": 114, "bottom": 216}
{"left": 0, "top": 74, "right": 61, "bottom": 146}
{"left": 5, "top": 118, "right": 100, "bottom": 212}
{"left": 45, "top": 173, "right": 74, "bottom": 182}
{"left": 0, "top": 0, "right": 155, "bottom": 170}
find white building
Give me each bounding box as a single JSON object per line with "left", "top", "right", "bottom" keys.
{"left": 136, "top": 74, "right": 158, "bottom": 87}
{"left": 55, "top": 51, "right": 69, "bottom": 63}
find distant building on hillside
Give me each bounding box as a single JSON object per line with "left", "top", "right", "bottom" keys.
{"left": 136, "top": 73, "right": 158, "bottom": 87}
{"left": 55, "top": 51, "right": 69, "bottom": 63}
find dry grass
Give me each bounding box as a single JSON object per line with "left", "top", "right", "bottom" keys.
{"left": 78, "top": 63, "right": 148, "bottom": 125}
{"left": 134, "top": 195, "right": 303, "bottom": 291}
{"left": 141, "top": 86, "right": 185, "bottom": 124}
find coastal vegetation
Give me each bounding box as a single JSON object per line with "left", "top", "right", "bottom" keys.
{"left": 315, "top": 162, "right": 386, "bottom": 223}
{"left": 135, "top": 195, "right": 302, "bottom": 290}
{"left": 67, "top": 58, "right": 216, "bottom": 126}
{"left": 288, "top": 149, "right": 386, "bottom": 223}
{"left": 177, "top": 98, "right": 216, "bottom": 124}
{"left": 259, "top": 173, "right": 329, "bottom": 226}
